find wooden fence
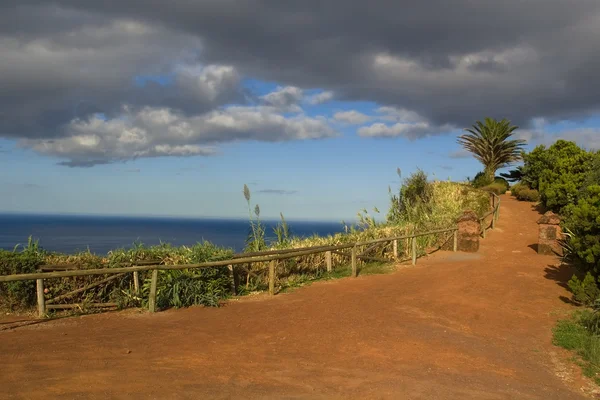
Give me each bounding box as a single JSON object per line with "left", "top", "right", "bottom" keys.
{"left": 0, "top": 194, "right": 500, "bottom": 317}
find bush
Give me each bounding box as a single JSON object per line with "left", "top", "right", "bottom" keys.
{"left": 568, "top": 272, "right": 600, "bottom": 306}
{"left": 0, "top": 248, "right": 44, "bottom": 310}
{"left": 471, "top": 171, "right": 494, "bottom": 188}
{"left": 522, "top": 140, "right": 594, "bottom": 212}
{"left": 493, "top": 177, "right": 510, "bottom": 191}
{"left": 563, "top": 185, "right": 600, "bottom": 276}
{"left": 510, "top": 182, "right": 525, "bottom": 196}
{"left": 481, "top": 182, "right": 507, "bottom": 195}
{"left": 515, "top": 188, "right": 540, "bottom": 202}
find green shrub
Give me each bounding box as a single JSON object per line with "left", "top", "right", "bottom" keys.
{"left": 481, "top": 182, "right": 507, "bottom": 195}
{"left": 0, "top": 247, "right": 44, "bottom": 310}
{"left": 510, "top": 182, "right": 525, "bottom": 196}
{"left": 471, "top": 171, "right": 494, "bottom": 188}
{"left": 522, "top": 140, "right": 594, "bottom": 212}
{"left": 493, "top": 177, "right": 510, "bottom": 191}
{"left": 515, "top": 188, "right": 540, "bottom": 202}
{"left": 568, "top": 272, "right": 600, "bottom": 306}
{"left": 563, "top": 185, "right": 600, "bottom": 276}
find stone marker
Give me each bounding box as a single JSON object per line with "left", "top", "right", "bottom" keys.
{"left": 537, "top": 211, "right": 563, "bottom": 256}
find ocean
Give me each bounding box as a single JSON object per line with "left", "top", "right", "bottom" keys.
{"left": 0, "top": 214, "right": 345, "bottom": 255}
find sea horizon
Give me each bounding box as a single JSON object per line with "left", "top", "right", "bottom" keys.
{"left": 0, "top": 213, "right": 348, "bottom": 255}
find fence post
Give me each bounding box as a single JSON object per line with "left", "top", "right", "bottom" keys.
{"left": 228, "top": 264, "right": 238, "bottom": 295}
{"left": 453, "top": 230, "right": 458, "bottom": 252}
{"left": 133, "top": 271, "right": 140, "bottom": 295}
{"left": 351, "top": 246, "right": 357, "bottom": 277}
{"left": 392, "top": 239, "right": 398, "bottom": 260}
{"left": 491, "top": 211, "right": 496, "bottom": 229}
{"left": 148, "top": 269, "right": 158, "bottom": 313}
{"left": 36, "top": 279, "right": 45, "bottom": 318}
{"left": 269, "top": 261, "right": 276, "bottom": 295}
{"left": 325, "top": 251, "right": 332, "bottom": 272}
{"left": 412, "top": 237, "right": 417, "bottom": 265}
{"left": 482, "top": 221, "right": 487, "bottom": 238}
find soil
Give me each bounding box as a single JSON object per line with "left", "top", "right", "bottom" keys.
{"left": 0, "top": 196, "right": 596, "bottom": 399}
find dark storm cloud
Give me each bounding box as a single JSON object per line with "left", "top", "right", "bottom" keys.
{"left": 2, "top": 0, "right": 600, "bottom": 164}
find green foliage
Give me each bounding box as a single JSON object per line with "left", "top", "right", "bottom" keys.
{"left": 563, "top": 185, "right": 600, "bottom": 275}
{"left": 522, "top": 140, "right": 594, "bottom": 212}
{"left": 553, "top": 317, "right": 588, "bottom": 350}
{"left": 458, "top": 117, "right": 526, "bottom": 180}
{"left": 568, "top": 272, "right": 600, "bottom": 306}
{"left": 388, "top": 170, "right": 489, "bottom": 230}
{"left": 273, "top": 213, "right": 292, "bottom": 248}
{"left": 471, "top": 171, "right": 493, "bottom": 188}
{"left": 515, "top": 188, "right": 540, "bottom": 202}
{"left": 0, "top": 238, "right": 44, "bottom": 310}
{"left": 387, "top": 169, "right": 433, "bottom": 224}
{"left": 553, "top": 312, "right": 600, "bottom": 385}
{"left": 143, "top": 267, "right": 231, "bottom": 309}
{"left": 493, "top": 177, "right": 510, "bottom": 190}
{"left": 500, "top": 167, "right": 523, "bottom": 183}
{"left": 481, "top": 182, "right": 507, "bottom": 195}
{"left": 510, "top": 182, "right": 526, "bottom": 197}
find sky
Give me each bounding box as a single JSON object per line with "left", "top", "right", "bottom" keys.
{"left": 1, "top": 1, "right": 600, "bottom": 221}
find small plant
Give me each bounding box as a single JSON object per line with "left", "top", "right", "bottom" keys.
{"left": 273, "top": 213, "right": 292, "bottom": 247}
{"left": 568, "top": 272, "right": 600, "bottom": 306}
{"left": 243, "top": 184, "right": 266, "bottom": 252}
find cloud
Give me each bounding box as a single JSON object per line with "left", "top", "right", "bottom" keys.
{"left": 438, "top": 165, "right": 454, "bottom": 171}
{"left": 2, "top": 0, "right": 600, "bottom": 164}
{"left": 20, "top": 102, "right": 338, "bottom": 166}
{"left": 261, "top": 86, "right": 303, "bottom": 111}
{"left": 307, "top": 91, "right": 334, "bottom": 105}
{"left": 257, "top": 189, "right": 298, "bottom": 195}
{"left": 525, "top": 128, "right": 600, "bottom": 150}
{"left": 358, "top": 121, "right": 453, "bottom": 139}
{"left": 449, "top": 149, "right": 471, "bottom": 159}
{"left": 333, "top": 110, "right": 371, "bottom": 124}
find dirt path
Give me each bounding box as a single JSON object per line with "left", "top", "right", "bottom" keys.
{"left": 0, "top": 196, "right": 593, "bottom": 399}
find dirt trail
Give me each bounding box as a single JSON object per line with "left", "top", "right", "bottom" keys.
{"left": 0, "top": 196, "right": 593, "bottom": 399}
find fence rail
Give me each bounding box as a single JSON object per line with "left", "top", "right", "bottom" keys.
{"left": 479, "top": 193, "right": 501, "bottom": 238}
{"left": 1, "top": 193, "right": 501, "bottom": 317}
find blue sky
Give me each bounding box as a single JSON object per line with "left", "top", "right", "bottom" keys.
{"left": 2, "top": 1, "right": 599, "bottom": 221}
{"left": 0, "top": 79, "right": 586, "bottom": 221}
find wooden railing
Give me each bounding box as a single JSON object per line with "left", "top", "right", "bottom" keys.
{"left": 479, "top": 193, "right": 501, "bottom": 238}
{"left": 0, "top": 227, "right": 459, "bottom": 317}
{"left": 0, "top": 192, "right": 502, "bottom": 318}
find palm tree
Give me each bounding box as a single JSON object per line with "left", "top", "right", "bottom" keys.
{"left": 458, "top": 118, "right": 526, "bottom": 181}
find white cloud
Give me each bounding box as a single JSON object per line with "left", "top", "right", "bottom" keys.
{"left": 333, "top": 110, "right": 371, "bottom": 124}
{"left": 20, "top": 94, "right": 339, "bottom": 166}
{"left": 261, "top": 86, "right": 303, "bottom": 111}
{"left": 307, "top": 91, "right": 334, "bottom": 105}
{"left": 358, "top": 120, "right": 453, "bottom": 139}
{"left": 376, "top": 107, "right": 424, "bottom": 123}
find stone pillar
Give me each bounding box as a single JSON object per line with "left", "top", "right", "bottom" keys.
{"left": 537, "top": 211, "right": 563, "bottom": 255}
{"left": 457, "top": 210, "right": 480, "bottom": 252}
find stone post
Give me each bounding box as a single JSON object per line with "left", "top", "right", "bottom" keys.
{"left": 537, "top": 211, "right": 563, "bottom": 255}
{"left": 457, "top": 210, "right": 480, "bottom": 252}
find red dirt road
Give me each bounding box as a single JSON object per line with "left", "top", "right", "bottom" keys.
{"left": 0, "top": 196, "right": 594, "bottom": 399}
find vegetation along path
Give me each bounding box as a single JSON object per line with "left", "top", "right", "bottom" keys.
{"left": 0, "top": 195, "right": 593, "bottom": 399}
